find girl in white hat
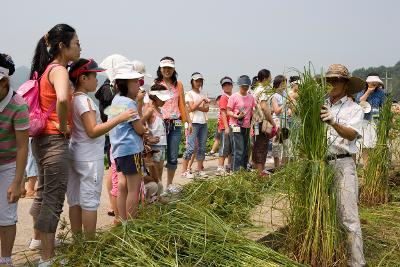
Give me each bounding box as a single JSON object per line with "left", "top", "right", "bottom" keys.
{"left": 355, "top": 72, "right": 386, "bottom": 165}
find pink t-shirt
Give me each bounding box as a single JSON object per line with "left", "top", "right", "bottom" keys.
{"left": 160, "top": 81, "right": 181, "bottom": 120}
{"left": 227, "top": 92, "right": 255, "bottom": 128}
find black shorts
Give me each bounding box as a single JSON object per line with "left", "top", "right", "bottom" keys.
{"left": 115, "top": 154, "right": 143, "bottom": 175}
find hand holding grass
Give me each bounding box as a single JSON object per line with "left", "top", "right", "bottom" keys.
{"left": 320, "top": 105, "right": 335, "bottom": 125}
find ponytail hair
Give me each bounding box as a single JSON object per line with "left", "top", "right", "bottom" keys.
{"left": 30, "top": 24, "right": 76, "bottom": 78}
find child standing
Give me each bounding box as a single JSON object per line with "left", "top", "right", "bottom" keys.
{"left": 181, "top": 73, "right": 210, "bottom": 178}
{"left": 0, "top": 53, "right": 29, "bottom": 266}
{"left": 109, "top": 63, "right": 146, "bottom": 221}
{"left": 216, "top": 77, "right": 234, "bottom": 175}
{"left": 227, "top": 75, "right": 255, "bottom": 172}
{"left": 66, "top": 59, "right": 135, "bottom": 238}
{"left": 142, "top": 84, "right": 171, "bottom": 192}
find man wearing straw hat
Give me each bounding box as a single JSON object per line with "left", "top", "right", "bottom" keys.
{"left": 320, "top": 64, "right": 366, "bottom": 266}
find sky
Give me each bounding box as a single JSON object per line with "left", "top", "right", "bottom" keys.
{"left": 2, "top": 0, "right": 399, "bottom": 95}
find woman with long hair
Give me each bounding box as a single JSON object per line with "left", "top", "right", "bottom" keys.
{"left": 29, "top": 24, "right": 81, "bottom": 266}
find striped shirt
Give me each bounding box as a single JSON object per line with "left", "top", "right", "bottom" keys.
{"left": 0, "top": 88, "right": 29, "bottom": 165}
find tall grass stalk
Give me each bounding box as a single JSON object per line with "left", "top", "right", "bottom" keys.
{"left": 287, "top": 68, "right": 346, "bottom": 266}
{"left": 361, "top": 95, "right": 393, "bottom": 206}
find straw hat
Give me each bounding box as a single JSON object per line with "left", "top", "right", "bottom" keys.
{"left": 325, "top": 64, "right": 365, "bottom": 94}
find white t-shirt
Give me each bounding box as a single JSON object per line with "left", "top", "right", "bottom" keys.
{"left": 185, "top": 90, "right": 207, "bottom": 124}
{"left": 70, "top": 94, "right": 105, "bottom": 161}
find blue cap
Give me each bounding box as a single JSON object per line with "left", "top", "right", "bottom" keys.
{"left": 237, "top": 75, "right": 251, "bottom": 87}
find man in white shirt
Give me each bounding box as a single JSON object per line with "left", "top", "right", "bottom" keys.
{"left": 320, "top": 64, "right": 366, "bottom": 267}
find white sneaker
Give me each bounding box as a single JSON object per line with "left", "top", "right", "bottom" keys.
{"left": 167, "top": 184, "right": 181, "bottom": 194}
{"left": 38, "top": 258, "right": 54, "bottom": 267}
{"left": 28, "top": 238, "right": 61, "bottom": 250}
{"left": 28, "top": 238, "right": 41, "bottom": 250}
{"left": 0, "top": 257, "right": 12, "bottom": 266}
{"left": 196, "top": 170, "right": 208, "bottom": 178}
{"left": 181, "top": 170, "right": 195, "bottom": 179}
{"left": 216, "top": 166, "right": 226, "bottom": 176}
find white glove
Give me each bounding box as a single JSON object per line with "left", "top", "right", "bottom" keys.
{"left": 320, "top": 105, "right": 335, "bottom": 125}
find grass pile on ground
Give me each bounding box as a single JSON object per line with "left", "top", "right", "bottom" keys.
{"left": 56, "top": 203, "right": 301, "bottom": 267}
{"left": 285, "top": 69, "right": 346, "bottom": 266}
{"left": 361, "top": 95, "right": 393, "bottom": 206}
{"left": 180, "top": 171, "right": 272, "bottom": 226}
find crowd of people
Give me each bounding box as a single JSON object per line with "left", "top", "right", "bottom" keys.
{"left": 0, "top": 23, "right": 395, "bottom": 266}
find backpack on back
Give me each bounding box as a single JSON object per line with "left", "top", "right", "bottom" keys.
{"left": 17, "top": 64, "right": 58, "bottom": 137}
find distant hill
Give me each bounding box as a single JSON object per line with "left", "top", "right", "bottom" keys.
{"left": 10, "top": 66, "right": 30, "bottom": 89}
{"left": 352, "top": 61, "right": 400, "bottom": 101}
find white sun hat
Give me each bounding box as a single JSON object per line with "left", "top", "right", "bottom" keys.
{"left": 113, "top": 62, "right": 144, "bottom": 81}
{"left": 366, "top": 75, "right": 383, "bottom": 85}
{"left": 100, "top": 54, "right": 130, "bottom": 82}
{"left": 132, "top": 60, "right": 152, "bottom": 78}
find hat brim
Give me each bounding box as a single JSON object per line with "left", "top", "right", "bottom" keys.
{"left": 366, "top": 77, "right": 384, "bottom": 85}
{"left": 159, "top": 63, "right": 175, "bottom": 68}
{"left": 318, "top": 75, "right": 365, "bottom": 94}
{"left": 114, "top": 73, "right": 144, "bottom": 80}
{"left": 347, "top": 77, "right": 365, "bottom": 94}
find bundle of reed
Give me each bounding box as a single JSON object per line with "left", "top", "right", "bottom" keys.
{"left": 361, "top": 95, "right": 393, "bottom": 206}
{"left": 56, "top": 203, "right": 301, "bottom": 267}
{"left": 286, "top": 69, "right": 346, "bottom": 266}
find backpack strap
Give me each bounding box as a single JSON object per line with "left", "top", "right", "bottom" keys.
{"left": 41, "top": 63, "right": 63, "bottom": 116}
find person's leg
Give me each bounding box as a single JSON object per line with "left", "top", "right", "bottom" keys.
{"left": 82, "top": 210, "right": 97, "bottom": 239}
{"left": 69, "top": 206, "right": 82, "bottom": 235}
{"left": 26, "top": 176, "right": 37, "bottom": 197}
{"left": 105, "top": 169, "right": 113, "bottom": 211}
{"left": 33, "top": 136, "right": 69, "bottom": 261}
{"left": 230, "top": 128, "right": 244, "bottom": 172}
{"left": 117, "top": 172, "right": 128, "bottom": 221}
{"left": 0, "top": 166, "right": 18, "bottom": 259}
{"left": 110, "top": 159, "right": 119, "bottom": 218}
{"left": 125, "top": 173, "right": 142, "bottom": 219}
{"left": 80, "top": 160, "right": 103, "bottom": 239}
{"left": 242, "top": 128, "right": 250, "bottom": 169}
{"left": 0, "top": 225, "right": 16, "bottom": 258}
{"left": 182, "top": 124, "right": 198, "bottom": 174}
{"left": 196, "top": 124, "right": 208, "bottom": 171}
{"left": 333, "top": 158, "right": 366, "bottom": 266}
{"left": 166, "top": 125, "right": 182, "bottom": 187}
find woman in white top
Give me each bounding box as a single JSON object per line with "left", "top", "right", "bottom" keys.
{"left": 271, "top": 75, "right": 290, "bottom": 168}
{"left": 181, "top": 72, "right": 210, "bottom": 178}
{"left": 67, "top": 59, "right": 135, "bottom": 239}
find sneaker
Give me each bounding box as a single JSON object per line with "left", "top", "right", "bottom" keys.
{"left": 167, "top": 184, "right": 181, "bottom": 194}
{"left": 28, "top": 238, "right": 41, "bottom": 250}
{"left": 181, "top": 170, "right": 195, "bottom": 179}
{"left": 38, "top": 258, "right": 54, "bottom": 267}
{"left": 28, "top": 238, "right": 61, "bottom": 250}
{"left": 216, "top": 166, "right": 226, "bottom": 176}
{"left": 0, "top": 257, "right": 13, "bottom": 266}
{"left": 196, "top": 170, "right": 208, "bottom": 178}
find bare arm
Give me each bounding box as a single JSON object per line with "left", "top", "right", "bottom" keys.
{"left": 359, "top": 89, "right": 373, "bottom": 102}
{"left": 227, "top": 107, "right": 239, "bottom": 119}
{"left": 271, "top": 97, "right": 282, "bottom": 115}
{"left": 50, "top": 66, "right": 70, "bottom": 133}
{"left": 260, "top": 100, "right": 276, "bottom": 127}
{"left": 331, "top": 123, "right": 358, "bottom": 141}
{"left": 132, "top": 119, "right": 146, "bottom": 135}
{"left": 8, "top": 129, "right": 28, "bottom": 203}
{"left": 81, "top": 109, "right": 136, "bottom": 139}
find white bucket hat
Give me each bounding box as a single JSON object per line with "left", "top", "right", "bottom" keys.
{"left": 132, "top": 60, "right": 152, "bottom": 78}
{"left": 366, "top": 75, "right": 383, "bottom": 85}
{"left": 100, "top": 54, "right": 130, "bottom": 82}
